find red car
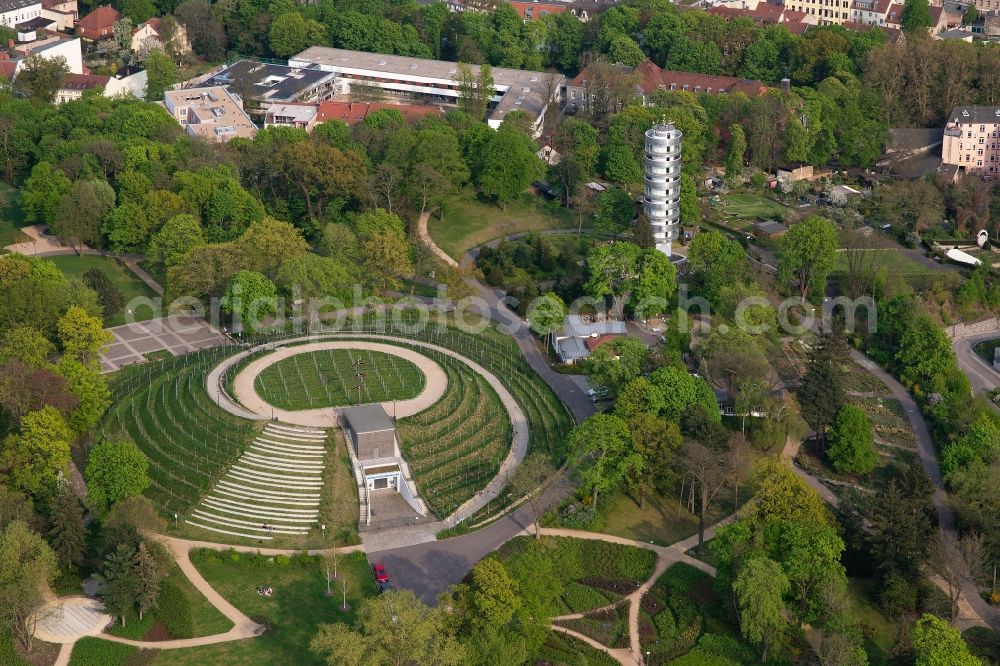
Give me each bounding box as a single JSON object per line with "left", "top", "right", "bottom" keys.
{"left": 373, "top": 563, "right": 389, "bottom": 583}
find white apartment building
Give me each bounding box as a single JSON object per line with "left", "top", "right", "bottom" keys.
{"left": 288, "top": 47, "right": 564, "bottom": 137}
{"left": 0, "top": 0, "right": 42, "bottom": 29}
{"left": 942, "top": 106, "right": 1000, "bottom": 176}
{"left": 163, "top": 86, "right": 258, "bottom": 142}
{"left": 783, "top": 0, "right": 851, "bottom": 24}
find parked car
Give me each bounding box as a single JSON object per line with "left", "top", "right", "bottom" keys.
{"left": 372, "top": 563, "right": 389, "bottom": 583}
{"left": 586, "top": 387, "right": 610, "bottom": 402}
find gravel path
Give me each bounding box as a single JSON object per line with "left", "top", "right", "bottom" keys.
{"left": 230, "top": 340, "right": 448, "bottom": 425}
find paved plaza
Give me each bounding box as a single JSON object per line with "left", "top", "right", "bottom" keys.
{"left": 32, "top": 598, "right": 111, "bottom": 644}
{"left": 100, "top": 316, "right": 229, "bottom": 373}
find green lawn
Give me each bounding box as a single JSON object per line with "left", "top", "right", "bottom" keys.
{"left": 719, "top": 192, "right": 791, "bottom": 220}
{"left": 430, "top": 193, "right": 581, "bottom": 260}
{"left": 150, "top": 550, "right": 376, "bottom": 666}
{"left": 0, "top": 182, "right": 27, "bottom": 248}
{"left": 68, "top": 637, "right": 138, "bottom": 666}
{"left": 594, "top": 489, "right": 735, "bottom": 547}
{"left": 844, "top": 578, "right": 902, "bottom": 664}
{"left": 48, "top": 254, "right": 158, "bottom": 326}
{"left": 254, "top": 349, "right": 426, "bottom": 410}
{"left": 831, "top": 250, "right": 936, "bottom": 286}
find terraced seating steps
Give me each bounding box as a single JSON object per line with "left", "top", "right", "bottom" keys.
{"left": 184, "top": 422, "right": 330, "bottom": 540}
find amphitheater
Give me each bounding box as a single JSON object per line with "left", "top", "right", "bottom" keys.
{"left": 98, "top": 321, "right": 570, "bottom": 546}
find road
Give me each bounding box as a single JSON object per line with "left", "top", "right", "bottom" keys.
{"left": 949, "top": 323, "right": 1000, "bottom": 408}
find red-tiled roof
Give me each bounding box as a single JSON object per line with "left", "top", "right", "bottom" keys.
{"left": 633, "top": 58, "right": 664, "bottom": 94}
{"left": 584, "top": 334, "right": 619, "bottom": 352}
{"left": 78, "top": 5, "right": 121, "bottom": 32}
{"left": 571, "top": 59, "right": 770, "bottom": 98}
{"left": 507, "top": 1, "right": 568, "bottom": 20}
{"left": 0, "top": 61, "right": 16, "bottom": 81}
{"left": 315, "top": 101, "right": 443, "bottom": 125}
{"left": 133, "top": 16, "right": 160, "bottom": 34}
{"left": 60, "top": 73, "right": 110, "bottom": 90}
{"left": 783, "top": 21, "right": 811, "bottom": 34}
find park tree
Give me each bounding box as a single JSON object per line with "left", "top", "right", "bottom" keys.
{"left": 896, "top": 315, "right": 955, "bottom": 392}
{"left": 12, "top": 55, "right": 69, "bottom": 104}
{"left": 650, "top": 365, "right": 720, "bottom": 422}
{"left": 0, "top": 361, "right": 78, "bottom": 422}
{"left": 147, "top": 214, "right": 205, "bottom": 269}
{"left": 584, "top": 241, "right": 641, "bottom": 317}
{"left": 901, "top": 0, "right": 934, "bottom": 33}
{"left": 275, "top": 141, "right": 368, "bottom": 221}
{"left": 594, "top": 188, "right": 634, "bottom": 239}
{"left": 20, "top": 162, "right": 71, "bottom": 226}
{"left": 58, "top": 306, "right": 112, "bottom": 366}
{"left": 526, "top": 291, "right": 566, "bottom": 340}
{"left": 174, "top": 168, "right": 265, "bottom": 242}
{"left": 676, "top": 439, "right": 730, "bottom": 549}
{"left": 0, "top": 325, "right": 54, "bottom": 368}
{"left": 798, "top": 330, "right": 848, "bottom": 451}
{"left": 275, "top": 254, "right": 354, "bottom": 302}
{"left": 827, "top": 405, "right": 877, "bottom": 474}
{"left": 0, "top": 406, "right": 72, "bottom": 494}
{"left": 455, "top": 62, "right": 494, "bottom": 120}
{"left": 135, "top": 541, "right": 164, "bottom": 621}
{"left": 911, "top": 614, "right": 981, "bottom": 665}
{"left": 48, "top": 481, "right": 85, "bottom": 569}
{"left": 112, "top": 17, "right": 135, "bottom": 60}
{"left": 174, "top": 0, "right": 225, "bottom": 60}
{"left": 868, "top": 479, "right": 934, "bottom": 579}
{"left": 54, "top": 179, "right": 116, "bottom": 253}
{"left": 103, "top": 201, "right": 155, "bottom": 254}
{"left": 509, "top": 452, "right": 557, "bottom": 539}
{"left": 144, "top": 48, "right": 176, "bottom": 101}
{"left": 56, "top": 359, "right": 111, "bottom": 435}
{"left": 777, "top": 215, "right": 838, "bottom": 300}
{"left": 627, "top": 413, "right": 681, "bottom": 509}
{"left": 269, "top": 12, "right": 325, "bottom": 58}
{"left": 700, "top": 327, "right": 772, "bottom": 400}
{"left": 614, "top": 377, "right": 666, "bottom": 419}
{"left": 238, "top": 217, "right": 309, "bottom": 278}
{"left": 361, "top": 230, "right": 412, "bottom": 293}
{"left": 468, "top": 558, "right": 522, "bottom": 631}
{"left": 85, "top": 439, "right": 150, "bottom": 513}
{"left": 311, "top": 589, "right": 465, "bottom": 666}
{"left": 101, "top": 543, "right": 139, "bottom": 626}
{"left": 565, "top": 413, "right": 642, "bottom": 508}
{"left": 476, "top": 128, "right": 545, "bottom": 208}
{"left": 725, "top": 123, "right": 747, "bottom": 182}
{"left": 582, "top": 336, "right": 647, "bottom": 396}
{"left": 83, "top": 268, "right": 124, "bottom": 323}
{"left": 0, "top": 521, "right": 57, "bottom": 652}
{"left": 631, "top": 249, "right": 677, "bottom": 319}
{"left": 686, "top": 230, "right": 748, "bottom": 306}
{"left": 734, "top": 557, "right": 790, "bottom": 663}
{"left": 222, "top": 270, "right": 277, "bottom": 334}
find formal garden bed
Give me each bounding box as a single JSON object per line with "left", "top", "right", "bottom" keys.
{"left": 638, "top": 563, "right": 754, "bottom": 665}
{"left": 555, "top": 603, "right": 630, "bottom": 649}
{"left": 539, "top": 630, "right": 620, "bottom": 665}
{"left": 489, "top": 536, "right": 656, "bottom": 617}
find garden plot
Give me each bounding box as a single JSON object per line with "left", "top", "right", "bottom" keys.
{"left": 185, "top": 422, "right": 329, "bottom": 541}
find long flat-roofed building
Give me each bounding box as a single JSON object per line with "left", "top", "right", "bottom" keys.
{"left": 199, "top": 59, "right": 337, "bottom": 104}
{"left": 288, "top": 46, "right": 564, "bottom": 136}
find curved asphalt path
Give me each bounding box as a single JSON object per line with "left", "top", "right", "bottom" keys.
{"left": 949, "top": 322, "right": 1000, "bottom": 412}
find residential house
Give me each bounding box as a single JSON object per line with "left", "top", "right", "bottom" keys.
{"left": 13, "top": 34, "right": 83, "bottom": 74}
{"left": 131, "top": 16, "right": 190, "bottom": 55}
{"left": 553, "top": 315, "right": 627, "bottom": 364}
{"left": 163, "top": 86, "right": 258, "bottom": 142}
{"left": 941, "top": 106, "right": 1000, "bottom": 176}
{"left": 76, "top": 4, "right": 119, "bottom": 40}
{"left": 40, "top": 0, "right": 75, "bottom": 30}
{"left": 707, "top": 3, "right": 817, "bottom": 30}
{"left": 507, "top": 0, "right": 568, "bottom": 20}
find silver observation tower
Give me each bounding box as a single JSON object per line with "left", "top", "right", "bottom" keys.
{"left": 643, "top": 122, "right": 682, "bottom": 256}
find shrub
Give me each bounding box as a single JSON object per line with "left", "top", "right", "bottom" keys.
{"left": 562, "top": 581, "right": 610, "bottom": 613}
{"left": 654, "top": 608, "right": 677, "bottom": 638}
{"left": 155, "top": 580, "right": 194, "bottom": 639}
{"left": 695, "top": 633, "right": 754, "bottom": 663}
{"left": 228, "top": 550, "right": 240, "bottom": 563}
{"left": 68, "top": 637, "right": 137, "bottom": 666}
{"left": 879, "top": 572, "right": 918, "bottom": 614}
{"left": 275, "top": 554, "right": 290, "bottom": 566}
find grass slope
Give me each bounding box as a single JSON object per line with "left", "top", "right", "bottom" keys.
{"left": 430, "top": 193, "right": 580, "bottom": 260}
{"left": 150, "top": 550, "right": 376, "bottom": 666}
{"left": 48, "top": 254, "right": 158, "bottom": 326}
{"left": 254, "top": 348, "right": 425, "bottom": 410}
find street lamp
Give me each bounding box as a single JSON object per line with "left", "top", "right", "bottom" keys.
{"left": 321, "top": 524, "right": 326, "bottom": 545}
{"left": 173, "top": 513, "right": 178, "bottom": 529}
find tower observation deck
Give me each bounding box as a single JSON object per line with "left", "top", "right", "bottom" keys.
{"left": 643, "top": 122, "right": 682, "bottom": 256}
